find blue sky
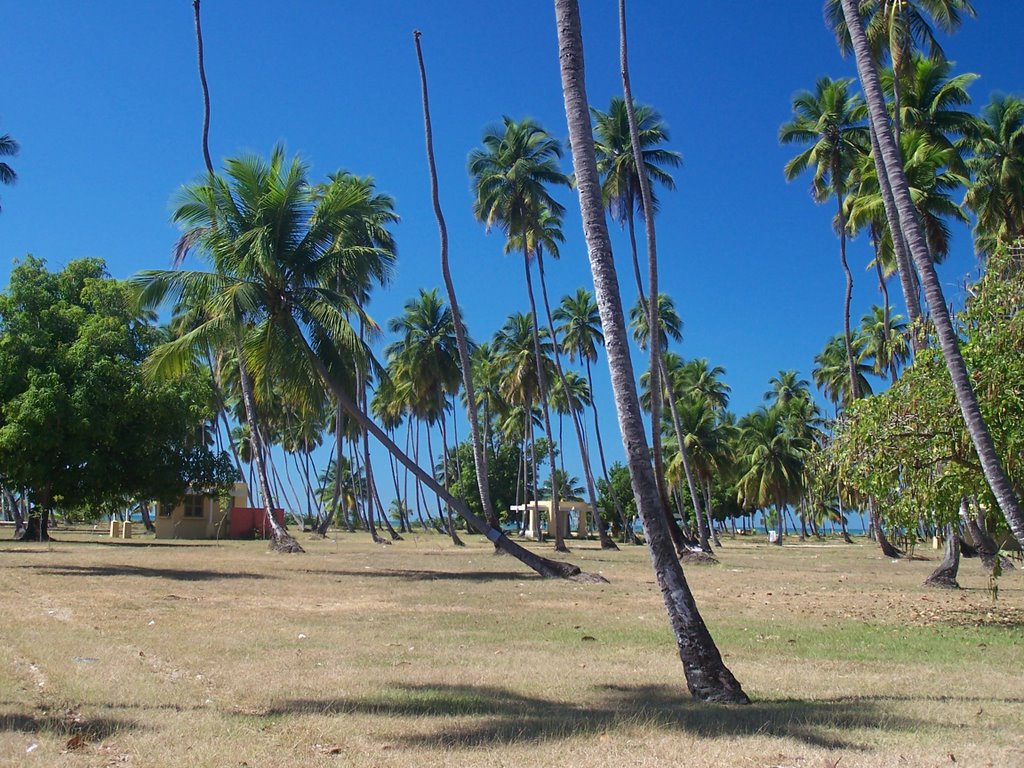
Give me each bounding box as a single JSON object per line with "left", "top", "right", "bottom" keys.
{"left": 2, "top": 2, "right": 1022, "bottom": 508}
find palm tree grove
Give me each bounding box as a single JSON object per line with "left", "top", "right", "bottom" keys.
{"left": 1, "top": 2, "right": 1022, "bottom": 765}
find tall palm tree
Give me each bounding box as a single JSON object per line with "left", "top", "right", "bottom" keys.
{"left": 764, "top": 370, "right": 811, "bottom": 409}
{"left": 0, "top": 128, "right": 18, "bottom": 213}
{"left": 675, "top": 358, "right": 730, "bottom": 412}
{"left": 781, "top": 77, "right": 870, "bottom": 402}
{"left": 554, "top": 0, "right": 748, "bottom": 705}
{"left": 839, "top": 0, "right": 1024, "bottom": 551}
{"left": 469, "top": 117, "right": 573, "bottom": 551}
{"left": 592, "top": 97, "right": 681, "bottom": 297}
{"left": 961, "top": 94, "right": 1024, "bottom": 255}
{"left": 555, "top": 288, "right": 633, "bottom": 541}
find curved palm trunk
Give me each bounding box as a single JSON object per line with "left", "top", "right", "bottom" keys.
{"left": 235, "top": 342, "right": 303, "bottom": 553}
{"left": 536, "top": 249, "right": 617, "bottom": 549}
{"left": 842, "top": 0, "right": 1024, "bottom": 552}
{"left": 292, "top": 320, "right": 588, "bottom": 579}
{"left": 837, "top": 194, "right": 860, "bottom": 401}
{"left": 414, "top": 31, "right": 502, "bottom": 534}
{"left": 191, "top": 0, "right": 213, "bottom": 176}
{"left": 523, "top": 252, "right": 567, "bottom": 552}
{"left": 555, "top": 0, "right": 748, "bottom": 703}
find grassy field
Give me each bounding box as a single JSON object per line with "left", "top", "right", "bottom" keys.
{"left": 2, "top": 528, "right": 1022, "bottom": 767}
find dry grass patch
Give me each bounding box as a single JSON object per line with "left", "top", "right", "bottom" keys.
{"left": 1, "top": 529, "right": 1022, "bottom": 767}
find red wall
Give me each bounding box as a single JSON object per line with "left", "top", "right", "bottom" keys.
{"left": 228, "top": 507, "right": 286, "bottom": 539}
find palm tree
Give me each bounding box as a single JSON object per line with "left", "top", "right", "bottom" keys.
{"left": 628, "top": 292, "right": 682, "bottom": 351}
{"left": 0, "top": 128, "right": 19, "bottom": 213}
{"left": 555, "top": 288, "right": 633, "bottom": 541}
{"left": 813, "top": 334, "right": 874, "bottom": 410}
{"left": 469, "top": 117, "right": 573, "bottom": 551}
{"left": 554, "top": 0, "right": 748, "bottom": 705}
{"left": 736, "top": 407, "right": 808, "bottom": 546}
{"left": 839, "top": 0, "right": 1024, "bottom": 551}
{"left": 385, "top": 289, "right": 465, "bottom": 545}
{"left": 781, "top": 77, "right": 870, "bottom": 402}
{"left": 856, "top": 305, "right": 910, "bottom": 384}
{"left": 961, "top": 95, "right": 1024, "bottom": 255}
{"left": 826, "top": 0, "right": 976, "bottom": 144}
{"left": 592, "top": 97, "right": 681, "bottom": 297}
{"left": 764, "top": 370, "right": 811, "bottom": 409}
{"left": 675, "top": 359, "right": 730, "bottom": 412}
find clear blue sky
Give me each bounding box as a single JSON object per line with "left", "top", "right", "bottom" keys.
{"left": 2, "top": 2, "right": 1021, "bottom": 508}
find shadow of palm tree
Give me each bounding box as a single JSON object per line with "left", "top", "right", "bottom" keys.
{"left": 0, "top": 710, "right": 137, "bottom": 740}
{"left": 261, "top": 682, "right": 925, "bottom": 751}
{"left": 22, "top": 564, "right": 267, "bottom": 581}
{"left": 299, "top": 567, "right": 531, "bottom": 582}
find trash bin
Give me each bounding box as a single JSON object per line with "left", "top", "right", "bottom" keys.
{"left": 110, "top": 520, "right": 123, "bottom": 538}
{"left": 767, "top": 530, "right": 779, "bottom": 543}
{"left": 121, "top": 521, "right": 133, "bottom": 539}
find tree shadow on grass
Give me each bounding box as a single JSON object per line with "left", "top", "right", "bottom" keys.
{"left": 261, "top": 682, "right": 925, "bottom": 751}
{"left": 301, "top": 567, "right": 532, "bottom": 583}
{"left": 21, "top": 564, "right": 267, "bottom": 581}
{"left": 0, "top": 710, "right": 137, "bottom": 740}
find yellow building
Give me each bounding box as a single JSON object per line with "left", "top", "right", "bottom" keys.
{"left": 154, "top": 483, "right": 248, "bottom": 540}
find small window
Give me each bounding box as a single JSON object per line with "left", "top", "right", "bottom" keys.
{"left": 183, "top": 494, "right": 205, "bottom": 518}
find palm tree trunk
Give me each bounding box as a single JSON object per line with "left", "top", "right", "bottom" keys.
{"left": 536, "top": 248, "right": 617, "bottom": 549}
{"left": 234, "top": 341, "right": 302, "bottom": 553}
{"left": 838, "top": 194, "right": 860, "bottom": 401}
{"left": 292, "top": 318, "right": 587, "bottom": 579}
{"left": 841, "top": 0, "right": 1024, "bottom": 552}
{"left": 523, "top": 250, "right": 566, "bottom": 552}
{"left": 191, "top": 0, "right": 213, "bottom": 176}
{"left": 555, "top": 0, "right": 748, "bottom": 703}
{"left": 586, "top": 357, "right": 635, "bottom": 542}
{"left": 438, "top": 411, "right": 465, "bottom": 547}
{"left": 414, "top": 30, "right": 502, "bottom": 533}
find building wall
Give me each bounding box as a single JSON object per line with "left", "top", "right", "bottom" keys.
{"left": 154, "top": 483, "right": 248, "bottom": 539}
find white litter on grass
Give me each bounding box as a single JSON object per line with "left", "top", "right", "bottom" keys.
{"left": 297, "top": 633, "right": 307, "bottom": 640}
{"left": 148, "top": 620, "right": 156, "bottom": 626}
{"left": 26, "top": 743, "right": 38, "bottom": 753}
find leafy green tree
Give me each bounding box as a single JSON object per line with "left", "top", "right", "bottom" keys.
{"left": 839, "top": 0, "right": 1024, "bottom": 550}
{"left": 0, "top": 257, "right": 236, "bottom": 539}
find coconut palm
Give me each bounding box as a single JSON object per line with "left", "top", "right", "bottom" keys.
{"left": 961, "top": 94, "right": 1024, "bottom": 255}
{"left": 469, "top": 117, "right": 573, "bottom": 551}
{"left": 554, "top": 288, "right": 633, "bottom": 541}
{"left": 764, "top": 370, "right": 811, "bottom": 409}
{"left": 674, "top": 359, "right": 730, "bottom": 412}
{"left": 781, "top": 77, "right": 870, "bottom": 402}
{"left": 736, "top": 406, "right": 809, "bottom": 547}
{"left": 629, "top": 292, "right": 682, "bottom": 351}
{"left": 839, "top": 0, "right": 1024, "bottom": 551}
{"left": 0, "top": 129, "right": 18, "bottom": 213}
{"left": 554, "top": 0, "right": 748, "bottom": 704}
{"left": 813, "top": 333, "right": 874, "bottom": 410}
{"left": 856, "top": 305, "right": 910, "bottom": 383}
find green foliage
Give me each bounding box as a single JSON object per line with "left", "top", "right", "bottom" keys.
{"left": 443, "top": 440, "right": 522, "bottom": 524}
{"left": 0, "top": 257, "right": 237, "bottom": 517}
{"left": 821, "top": 247, "right": 1024, "bottom": 530}
{"left": 596, "top": 462, "right": 635, "bottom": 525}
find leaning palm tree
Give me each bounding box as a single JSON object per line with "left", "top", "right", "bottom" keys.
{"left": 781, "top": 76, "right": 870, "bottom": 402}
{"left": 839, "top": 0, "right": 1024, "bottom": 551}
{"left": 0, "top": 128, "right": 19, "bottom": 213}
{"left": 469, "top": 117, "right": 573, "bottom": 551}
{"left": 554, "top": 0, "right": 748, "bottom": 704}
